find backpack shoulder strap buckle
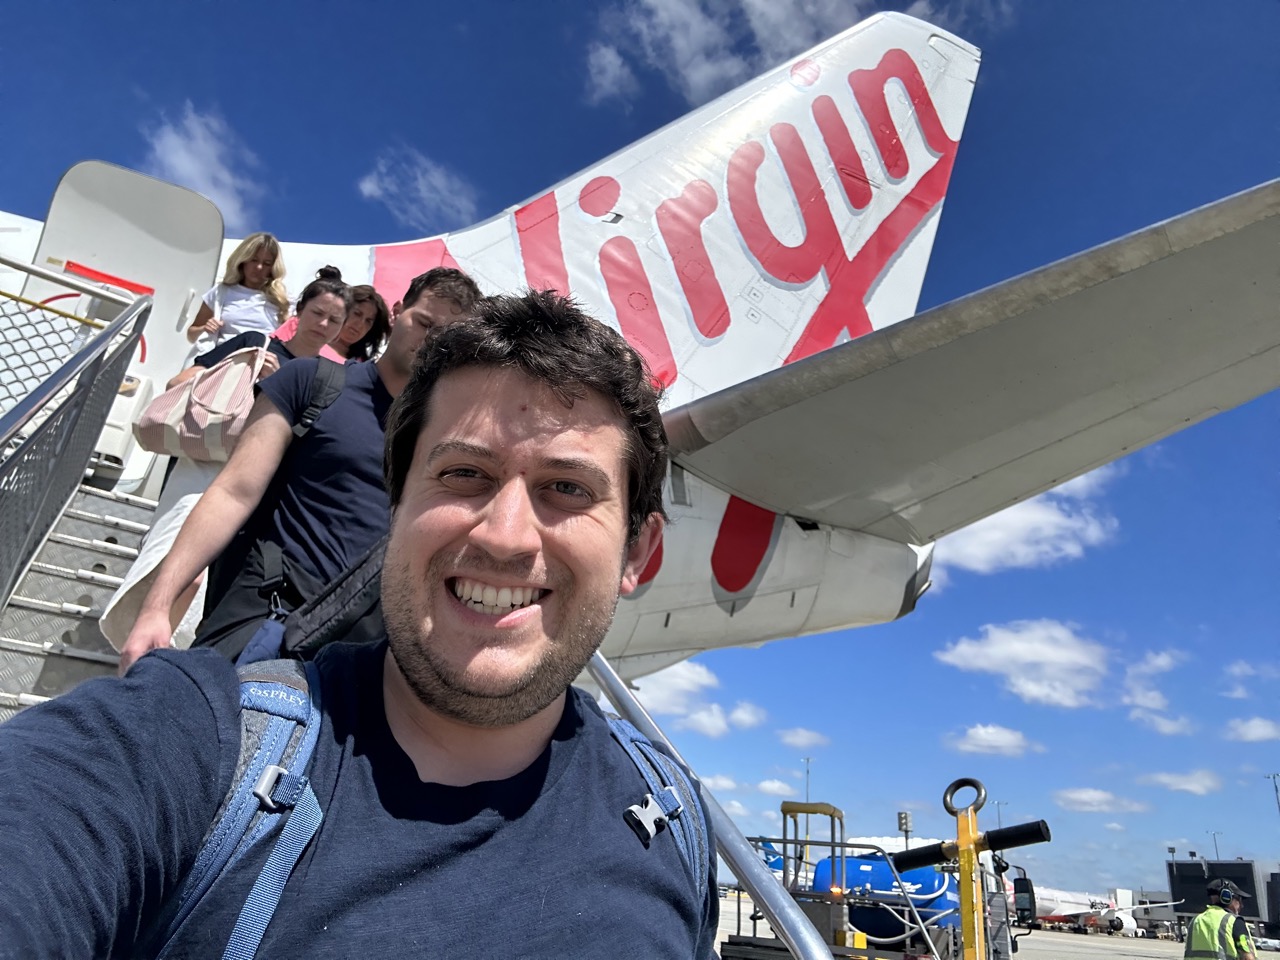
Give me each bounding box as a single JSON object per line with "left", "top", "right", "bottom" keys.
{"left": 624, "top": 786, "right": 684, "bottom": 846}
{"left": 251, "top": 764, "right": 309, "bottom": 813}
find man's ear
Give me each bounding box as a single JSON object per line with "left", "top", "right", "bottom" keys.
{"left": 392, "top": 300, "right": 404, "bottom": 318}
{"left": 619, "top": 514, "right": 664, "bottom": 596}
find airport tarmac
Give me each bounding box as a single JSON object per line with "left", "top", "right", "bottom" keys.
{"left": 1014, "top": 930, "right": 1184, "bottom": 959}
{"left": 715, "top": 894, "right": 1189, "bottom": 958}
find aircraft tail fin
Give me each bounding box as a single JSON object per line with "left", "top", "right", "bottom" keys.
{"left": 369, "top": 13, "right": 981, "bottom": 406}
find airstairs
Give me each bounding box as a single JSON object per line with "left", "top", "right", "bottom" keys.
{"left": 0, "top": 484, "right": 155, "bottom": 719}
{"left": 0, "top": 255, "right": 152, "bottom": 720}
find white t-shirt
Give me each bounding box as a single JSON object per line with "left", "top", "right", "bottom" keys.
{"left": 201, "top": 284, "right": 281, "bottom": 344}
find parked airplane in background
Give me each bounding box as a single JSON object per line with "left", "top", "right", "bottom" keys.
{"left": 0, "top": 12, "right": 1277, "bottom": 690}
{"left": 1035, "top": 887, "right": 1182, "bottom": 935}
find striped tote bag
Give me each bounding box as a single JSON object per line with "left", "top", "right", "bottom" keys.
{"left": 133, "top": 341, "right": 271, "bottom": 462}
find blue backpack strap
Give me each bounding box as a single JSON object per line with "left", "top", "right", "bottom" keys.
{"left": 606, "top": 715, "right": 710, "bottom": 906}
{"left": 151, "top": 659, "right": 325, "bottom": 959}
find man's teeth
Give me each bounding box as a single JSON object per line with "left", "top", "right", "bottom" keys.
{"left": 452, "top": 578, "right": 544, "bottom": 614}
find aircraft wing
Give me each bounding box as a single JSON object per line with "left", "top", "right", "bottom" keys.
{"left": 1124, "top": 899, "right": 1184, "bottom": 914}
{"left": 664, "top": 180, "right": 1280, "bottom": 545}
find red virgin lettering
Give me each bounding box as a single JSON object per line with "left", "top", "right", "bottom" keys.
{"left": 579, "top": 176, "right": 621, "bottom": 217}
{"left": 655, "top": 180, "right": 729, "bottom": 339}
{"left": 728, "top": 126, "right": 836, "bottom": 286}
{"left": 852, "top": 48, "right": 953, "bottom": 178}
{"left": 784, "top": 49, "right": 956, "bottom": 361}
{"left": 515, "top": 192, "right": 570, "bottom": 294}
{"left": 579, "top": 179, "right": 678, "bottom": 387}
{"left": 598, "top": 237, "right": 677, "bottom": 387}
{"left": 728, "top": 48, "right": 957, "bottom": 364}
{"left": 811, "top": 95, "right": 873, "bottom": 210}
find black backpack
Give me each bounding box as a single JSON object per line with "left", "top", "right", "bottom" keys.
{"left": 281, "top": 535, "right": 386, "bottom": 658}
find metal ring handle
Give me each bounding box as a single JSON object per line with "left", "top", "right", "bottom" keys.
{"left": 942, "top": 778, "right": 986, "bottom": 816}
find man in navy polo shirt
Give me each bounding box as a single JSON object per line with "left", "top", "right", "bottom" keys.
{"left": 0, "top": 291, "right": 718, "bottom": 959}
{"left": 120, "top": 268, "right": 482, "bottom": 667}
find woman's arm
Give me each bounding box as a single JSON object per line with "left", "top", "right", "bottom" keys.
{"left": 185, "top": 302, "right": 222, "bottom": 343}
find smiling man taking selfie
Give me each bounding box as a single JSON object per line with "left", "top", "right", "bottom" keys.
{"left": 0, "top": 290, "right": 717, "bottom": 959}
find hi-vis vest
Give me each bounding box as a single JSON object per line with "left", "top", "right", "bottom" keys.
{"left": 1185, "top": 905, "right": 1241, "bottom": 959}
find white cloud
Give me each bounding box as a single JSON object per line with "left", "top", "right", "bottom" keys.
{"left": 934, "top": 619, "right": 1107, "bottom": 708}
{"left": 585, "top": 42, "right": 640, "bottom": 105}
{"left": 729, "top": 701, "right": 767, "bottom": 729}
{"left": 616, "top": 0, "right": 750, "bottom": 105}
{"left": 633, "top": 661, "right": 719, "bottom": 715}
{"left": 1104, "top": 822, "right": 1125, "bottom": 832}
{"left": 141, "top": 102, "right": 264, "bottom": 234}
{"left": 736, "top": 0, "right": 878, "bottom": 67}
{"left": 778, "top": 727, "right": 830, "bottom": 749}
{"left": 1225, "top": 717, "right": 1280, "bottom": 742}
{"left": 1122, "top": 650, "right": 1183, "bottom": 710}
{"left": 1129, "top": 709, "right": 1194, "bottom": 736}
{"left": 680, "top": 703, "right": 730, "bottom": 738}
{"left": 761, "top": 809, "right": 782, "bottom": 825}
{"left": 1140, "top": 770, "right": 1223, "bottom": 796}
{"left": 1121, "top": 650, "right": 1192, "bottom": 734}
{"left": 591, "top": 0, "right": 1017, "bottom": 108}
{"left": 904, "top": 0, "right": 1017, "bottom": 35}
{"left": 594, "top": 0, "right": 1016, "bottom": 107}
{"left": 357, "top": 144, "right": 479, "bottom": 234}
{"left": 1054, "top": 788, "right": 1148, "bottom": 814}
{"left": 936, "top": 467, "right": 1120, "bottom": 578}
{"left": 723, "top": 799, "right": 750, "bottom": 818}
{"left": 702, "top": 774, "right": 738, "bottom": 792}
{"left": 950, "top": 723, "right": 1043, "bottom": 757}
{"left": 1222, "top": 684, "right": 1250, "bottom": 700}
{"left": 1225, "top": 660, "right": 1256, "bottom": 679}
{"left": 758, "top": 779, "right": 797, "bottom": 797}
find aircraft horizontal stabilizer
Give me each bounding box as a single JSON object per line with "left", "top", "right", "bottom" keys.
{"left": 665, "top": 179, "right": 1280, "bottom": 545}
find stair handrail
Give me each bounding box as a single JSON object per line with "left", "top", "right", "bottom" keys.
{"left": 0, "top": 297, "right": 150, "bottom": 448}
{"left": 0, "top": 252, "right": 135, "bottom": 307}
{"left": 589, "top": 651, "right": 834, "bottom": 960}
{"left": 0, "top": 260, "right": 150, "bottom": 610}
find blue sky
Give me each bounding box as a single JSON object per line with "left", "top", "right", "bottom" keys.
{"left": 4, "top": 0, "right": 1278, "bottom": 893}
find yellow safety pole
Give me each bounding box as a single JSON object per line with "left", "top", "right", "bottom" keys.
{"left": 955, "top": 802, "right": 985, "bottom": 960}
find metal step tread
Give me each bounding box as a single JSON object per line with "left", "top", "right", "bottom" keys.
{"left": 7, "top": 594, "right": 100, "bottom": 620}
{"left": 46, "top": 532, "right": 139, "bottom": 560}
{"left": 0, "top": 635, "right": 120, "bottom": 666}
{"left": 74, "top": 484, "right": 157, "bottom": 511}
{"left": 27, "top": 560, "right": 125, "bottom": 589}
{"left": 62, "top": 507, "right": 151, "bottom": 537}
{"left": 0, "top": 690, "right": 50, "bottom": 710}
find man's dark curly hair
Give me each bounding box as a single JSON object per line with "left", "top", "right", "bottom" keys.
{"left": 383, "top": 289, "right": 668, "bottom": 542}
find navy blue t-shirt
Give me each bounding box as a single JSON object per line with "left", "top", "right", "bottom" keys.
{"left": 0, "top": 643, "right": 717, "bottom": 958}
{"left": 255, "top": 358, "right": 393, "bottom": 586}
{"left": 194, "top": 330, "right": 290, "bottom": 368}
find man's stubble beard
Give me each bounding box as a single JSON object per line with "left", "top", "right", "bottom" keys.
{"left": 382, "top": 543, "right": 619, "bottom": 727}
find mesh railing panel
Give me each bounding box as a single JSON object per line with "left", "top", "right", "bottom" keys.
{"left": 0, "top": 296, "right": 146, "bottom": 609}
{"left": 0, "top": 295, "right": 97, "bottom": 418}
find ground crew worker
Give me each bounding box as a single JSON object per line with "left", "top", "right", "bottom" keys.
{"left": 1185, "top": 878, "right": 1255, "bottom": 960}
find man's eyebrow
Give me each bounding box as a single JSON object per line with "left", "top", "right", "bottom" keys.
{"left": 427, "top": 443, "right": 615, "bottom": 491}
{"left": 540, "top": 456, "right": 614, "bottom": 492}
{"left": 426, "top": 439, "right": 495, "bottom": 465}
